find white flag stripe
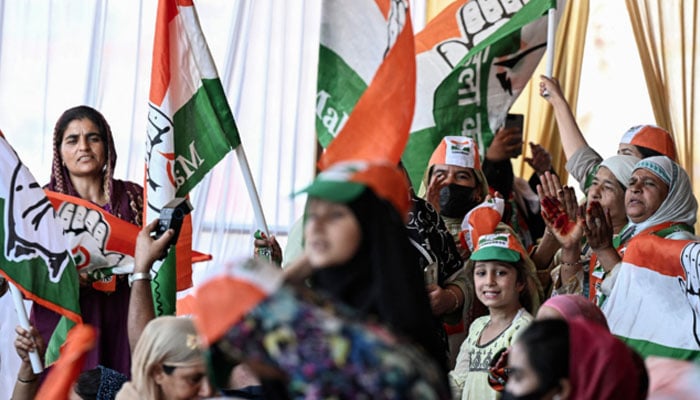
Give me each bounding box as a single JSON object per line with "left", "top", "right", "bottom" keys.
{"left": 320, "top": 0, "right": 386, "bottom": 84}
{"left": 602, "top": 262, "right": 700, "bottom": 352}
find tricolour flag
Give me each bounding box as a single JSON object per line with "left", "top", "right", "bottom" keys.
{"left": 404, "top": 0, "right": 559, "bottom": 186}
{"left": 601, "top": 234, "right": 700, "bottom": 361}
{"left": 147, "top": 0, "right": 241, "bottom": 315}
{"left": 316, "top": 0, "right": 415, "bottom": 168}
{"left": 0, "top": 133, "right": 81, "bottom": 364}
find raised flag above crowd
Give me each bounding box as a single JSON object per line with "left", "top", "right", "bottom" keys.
{"left": 405, "top": 0, "right": 560, "bottom": 186}
{"left": 146, "top": 0, "right": 243, "bottom": 315}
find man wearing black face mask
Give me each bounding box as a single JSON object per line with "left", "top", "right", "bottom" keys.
{"left": 423, "top": 136, "right": 492, "bottom": 368}
{"left": 424, "top": 136, "right": 489, "bottom": 260}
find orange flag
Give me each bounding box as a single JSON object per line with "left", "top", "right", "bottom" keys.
{"left": 35, "top": 324, "right": 97, "bottom": 400}
{"left": 317, "top": 0, "right": 416, "bottom": 169}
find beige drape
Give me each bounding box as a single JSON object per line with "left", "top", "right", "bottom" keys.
{"left": 626, "top": 0, "right": 700, "bottom": 228}
{"left": 510, "top": 0, "right": 590, "bottom": 179}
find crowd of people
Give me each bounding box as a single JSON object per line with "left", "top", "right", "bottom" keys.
{"left": 1, "top": 73, "right": 700, "bottom": 400}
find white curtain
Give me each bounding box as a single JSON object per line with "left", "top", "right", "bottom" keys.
{"left": 0, "top": 0, "right": 325, "bottom": 280}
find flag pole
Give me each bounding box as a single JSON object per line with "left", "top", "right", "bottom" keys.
{"left": 235, "top": 146, "right": 270, "bottom": 237}
{"left": 9, "top": 282, "right": 43, "bottom": 374}
{"left": 546, "top": 8, "right": 556, "bottom": 77}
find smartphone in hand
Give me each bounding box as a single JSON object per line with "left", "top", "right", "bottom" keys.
{"left": 504, "top": 113, "right": 524, "bottom": 156}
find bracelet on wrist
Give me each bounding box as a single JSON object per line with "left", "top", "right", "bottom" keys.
{"left": 445, "top": 287, "right": 460, "bottom": 313}
{"left": 561, "top": 260, "right": 583, "bottom": 268}
{"left": 17, "top": 375, "right": 38, "bottom": 383}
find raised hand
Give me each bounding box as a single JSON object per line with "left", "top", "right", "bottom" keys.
{"left": 539, "top": 75, "right": 565, "bottom": 104}
{"left": 525, "top": 142, "right": 553, "bottom": 175}
{"left": 537, "top": 172, "right": 583, "bottom": 249}
{"left": 582, "top": 201, "right": 614, "bottom": 252}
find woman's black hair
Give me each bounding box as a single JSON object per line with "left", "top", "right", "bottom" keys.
{"left": 515, "top": 319, "right": 569, "bottom": 393}
{"left": 73, "top": 367, "right": 102, "bottom": 400}
{"left": 635, "top": 145, "right": 664, "bottom": 159}
{"left": 53, "top": 105, "right": 110, "bottom": 148}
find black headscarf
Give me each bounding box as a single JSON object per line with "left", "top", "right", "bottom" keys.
{"left": 308, "top": 189, "right": 448, "bottom": 372}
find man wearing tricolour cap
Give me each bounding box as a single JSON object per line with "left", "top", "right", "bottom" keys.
{"left": 423, "top": 136, "right": 489, "bottom": 246}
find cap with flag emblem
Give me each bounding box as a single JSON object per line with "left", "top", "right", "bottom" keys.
{"left": 470, "top": 232, "right": 526, "bottom": 263}
{"left": 428, "top": 136, "right": 481, "bottom": 170}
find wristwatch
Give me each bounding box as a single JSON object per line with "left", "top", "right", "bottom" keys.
{"left": 128, "top": 272, "right": 152, "bottom": 287}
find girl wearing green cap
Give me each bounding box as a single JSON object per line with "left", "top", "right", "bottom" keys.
{"left": 449, "top": 228, "right": 536, "bottom": 400}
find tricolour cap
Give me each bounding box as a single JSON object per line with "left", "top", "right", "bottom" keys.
{"left": 619, "top": 125, "right": 676, "bottom": 160}
{"left": 297, "top": 160, "right": 410, "bottom": 218}
{"left": 428, "top": 136, "right": 481, "bottom": 170}
{"left": 470, "top": 232, "right": 525, "bottom": 263}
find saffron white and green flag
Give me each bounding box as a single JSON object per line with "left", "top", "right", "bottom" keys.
{"left": 316, "top": 0, "right": 560, "bottom": 185}
{"left": 316, "top": 0, "right": 416, "bottom": 168}
{"left": 601, "top": 234, "right": 700, "bottom": 361}
{"left": 0, "top": 133, "right": 81, "bottom": 364}
{"left": 404, "top": 0, "right": 560, "bottom": 186}
{"left": 146, "top": 0, "right": 241, "bottom": 315}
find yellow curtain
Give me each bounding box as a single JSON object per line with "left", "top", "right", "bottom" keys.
{"left": 626, "top": 0, "right": 700, "bottom": 229}
{"left": 426, "top": 0, "right": 455, "bottom": 21}
{"left": 510, "top": 0, "right": 590, "bottom": 179}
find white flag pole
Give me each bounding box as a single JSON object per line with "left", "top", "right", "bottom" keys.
{"left": 9, "top": 282, "right": 43, "bottom": 374}
{"left": 546, "top": 8, "right": 556, "bottom": 77}
{"left": 235, "top": 146, "right": 270, "bottom": 237}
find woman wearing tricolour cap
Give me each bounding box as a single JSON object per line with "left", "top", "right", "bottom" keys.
{"left": 540, "top": 76, "right": 677, "bottom": 191}
{"left": 423, "top": 136, "right": 489, "bottom": 249}
{"left": 449, "top": 228, "right": 536, "bottom": 400}
{"left": 288, "top": 160, "right": 449, "bottom": 375}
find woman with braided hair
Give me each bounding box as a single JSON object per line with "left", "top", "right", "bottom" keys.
{"left": 31, "top": 105, "right": 143, "bottom": 376}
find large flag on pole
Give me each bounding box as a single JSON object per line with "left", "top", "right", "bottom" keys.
{"left": 0, "top": 133, "right": 81, "bottom": 363}
{"left": 316, "top": 0, "right": 416, "bottom": 168}
{"left": 404, "top": 0, "right": 559, "bottom": 186}
{"left": 147, "top": 0, "right": 242, "bottom": 315}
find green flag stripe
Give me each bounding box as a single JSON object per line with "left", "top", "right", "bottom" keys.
{"left": 171, "top": 78, "right": 240, "bottom": 197}
{"left": 316, "top": 45, "right": 367, "bottom": 147}
{"left": 619, "top": 336, "right": 700, "bottom": 361}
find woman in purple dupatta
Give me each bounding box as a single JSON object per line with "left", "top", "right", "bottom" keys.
{"left": 31, "top": 105, "right": 143, "bottom": 376}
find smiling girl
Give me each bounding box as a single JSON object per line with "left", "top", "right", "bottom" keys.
{"left": 449, "top": 229, "right": 536, "bottom": 399}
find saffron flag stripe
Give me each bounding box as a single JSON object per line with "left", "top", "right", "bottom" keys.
{"left": 316, "top": 0, "right": 402, "bottom": 147}
{"left": 318, "top": 0, "right": 416, "bottom": 169}
{"left": 602, "top": 234, "right": 700, "bottom": 361}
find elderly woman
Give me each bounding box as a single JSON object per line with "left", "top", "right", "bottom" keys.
{"left": 31, "top": 105, "right": 144, "bottom": 375}
{"left": 116, "top": 317, "right": 212, "bottom": 400}
{"left": 586, "top": 156, "right": 700, "bottom": 360}
{"left": 538, "top": 155, "right": 640, "bottom": 299}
